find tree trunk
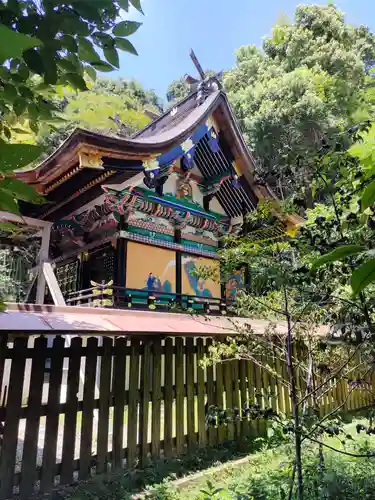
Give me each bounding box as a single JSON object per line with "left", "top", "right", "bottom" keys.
{"left": 284, "top": 285, "right": 303, "bottom": 500}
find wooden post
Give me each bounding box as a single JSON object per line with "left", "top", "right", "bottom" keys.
{"left": 114, "top": 216, "right": 127, "bottom": 305}
{"left": 175, "top": 229, "right": 182, "bottom": 305}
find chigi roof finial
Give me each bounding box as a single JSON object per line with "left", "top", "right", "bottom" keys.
{"left": 184, "top": 49, "right": 222, "bottom": 106}
{"left": 190, "top": 48, "right": 206, "bottom": 80}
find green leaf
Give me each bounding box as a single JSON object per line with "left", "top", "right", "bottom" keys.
{"left": 78, "top": 38, "right": 101, "bottom": 63}
{"left": 44, "top": 61, "right": 58, "bottom": 85}
{"left": 361, "top": 180, "right": 375, "bottom": 212}
{"left": 59, "top": 35, "right": 78, "bottom": 53}
{"left": 0, "top": 25, "right": 41, "bottom": 63}
{"left": 311, "top": 245, "right": 365, "bottom": 270}
{"left": 57, "top": 58, "right": 78, "bottom": 73}
{"left": 2, "top": 84, "right": 18, "bottom": 102}
{"left": 0, "top": 189, "right": 20, "bottom": 214}
{"left": 17, "top": 63, "right": 30, "bottom": 80}
{"left": 3, "top": 127, "right": 11, "bottom": 140}
{"left": 18, "top": 86, "right": 34, "bottom": 99}
{"left": 23, "top": 48, "right": 45, "bottom": 75}
{"left": 0, "top": 178, "right": 44, "bottom": 204}
{"left": 90, "top": 61, "right": 115, "bottom": 72}
{"left": 0, "top": 143, "right": 44, "bottom": 172}
{"left": 13, "top": 97, "right": 27, "bottom": 116}
{"left": 129, "top": 0, "right": 143, "bottom": 13}
{"left": 114, "top": 38, "right": 138, "bottom": 55}
{"left": 85, "top": 66, "right": 97, "bottom": 82}
{"left": 113, "top": 21, "right": 142, "bottom": 37}
{"left": 104, "top": 47, "right": 119, "bottom": 68}
{"left": 91, "top": 32, "right": 113, "bottom": 48}
{"left": 118, "top": 0, "right": 129, "bottom": 11}
{"left": 0, "top": 222, "right": 20, "bottom": 233}
{"left": 65, "top": 73, "right": 88, "bottom": 91}
{"left": 28, "top": 103, "right": 39, "bottom": 121}
{"left": 67, "top": 54, "right": 83, "bottom": 74}
{"left": 351, "top": 258, "right": 375, "bottom": 296}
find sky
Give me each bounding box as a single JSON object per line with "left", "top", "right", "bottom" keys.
{"left": 114, "top": 0, "right": 374, "bottom": 99}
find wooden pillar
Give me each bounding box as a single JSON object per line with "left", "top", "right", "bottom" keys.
{"left": 114, "top": 216, "right": 127, "bottom": 291}
{"left": 218, "top": 237, "right": 226, "bottom": 301}
{"left": 175, "top": 229, "right": 182, "bottom": 303}
{"left": 36, "top": 224, "right": 51, "bottom": 304}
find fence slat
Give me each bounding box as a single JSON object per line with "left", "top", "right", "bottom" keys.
{"left": 239, "top": 360, "right": 249, "bottom": 438}
{"left": 0, "top": 337, "right": 27, "bottom": 500}
{"left": 40, "top": 336, "right": 65, "bottom": 494}
{"left": 60, "top": 337, "right": 82, "bottom": 486}
{"left": 112, "top": 338, "right": 127, "bottom": 471}
{"left": 127, "top": 338, "right": 140, "bottom": 469}
{"left": 186, "top": 337, "right": 195, "bottom": 449}
{"left": 196, "top": 339, "right": 206, "bottom": 446}
{"left": 274, "top": 357, "right": 286, "bottom": 416}
{"left": 215, "top": 361, "right": 226, "bottom": 443}
{"left": 175, "top": 337, "right": 184, "bottom": 455}
{"left": 139, "top": 341, "right": 152, "bottom": 466}
{"left": 151, "top": 338, "right": 162, "bottom": 459}
{"left": 206, "top": 339, "right": 217, "bottom": 445}
{"left": 247, "top": 359, "right": 256, "bottom": 436}
{"left": 224, "top": 362, "right": 234, "bottom": 440}
{"left": 255, "top": 360, "right": 267, "bottom": 437}
{"left": 163, "top": 338, "right": 173, "bottom": 457}
{"left": 232, "top": 360, "right": 241, "bottom": 439}
{"left": 19, "top": 337, "right": 47, "bottom": 499}
{"left": 96, "top": 337, "right": 112, "bottom": 474}
{"left": 79, "top": 337, "right": 98, "bottom": 480}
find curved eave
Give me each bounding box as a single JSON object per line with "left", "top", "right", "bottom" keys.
{"left": 17, "top": 91, "right": 224, "bottom": 184}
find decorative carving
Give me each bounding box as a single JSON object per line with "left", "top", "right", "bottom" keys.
{"left": 176, "top": 174, "right": 193, "bottom": 199}
{"left": 196, "top": 77, "right": 220, "bottom": 106}
{"left": 79, "top": 150, "right": 104, "bottom": 169}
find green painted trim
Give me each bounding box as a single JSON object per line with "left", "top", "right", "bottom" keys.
{"left": 181, "top": 239, "right": 217, "bottom": 253}
{"left": 135, "top": 186, "right": 225, "bottom": 221}
{"left": 128, "top": 225, "right": 174, "bottom": 242}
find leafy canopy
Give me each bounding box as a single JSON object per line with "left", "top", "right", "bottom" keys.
{"left": 224, "top": 5, "right": 375, "bottom": 199}
{"left": 0, "top": 0, "right": 143, "bottom": 214}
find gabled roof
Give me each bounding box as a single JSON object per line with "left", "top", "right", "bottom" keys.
{"left": 17, "top": 89, "right": 260, "bottom": 193}
{"left": 16, "top": 84, "right": 302, "bottom": 229}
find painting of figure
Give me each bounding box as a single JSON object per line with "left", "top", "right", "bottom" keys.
{"left": 127, "top": 242, "right": 176, "bottom": 293}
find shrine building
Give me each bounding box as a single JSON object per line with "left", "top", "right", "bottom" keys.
{"left": 15, "top": 73, "right": 299, "bottom": 314}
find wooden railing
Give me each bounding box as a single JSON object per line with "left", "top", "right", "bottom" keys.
{"left": 66, "top": 285, "right": 228, "bottom": 315}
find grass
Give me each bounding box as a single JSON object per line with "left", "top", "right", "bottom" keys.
{"left": 56, "top": 420, "right": 375, "bottom": 500}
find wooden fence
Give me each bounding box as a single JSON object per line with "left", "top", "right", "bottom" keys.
{"left": 0, "top": 333, "right": 373, "bottom": 499}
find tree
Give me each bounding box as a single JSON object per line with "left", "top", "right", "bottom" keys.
{"left": 37, "top": 78, "right": 159, "bottom": 154}
{"left": 224, "top": 5, "right": 375, "bottom": 203}
{"left": 166, "top": 76, "right": 190, "bottom": 103}
{"left": 93, "top": 77, "right": 163, "bottom": 112}
{"left": 0, "top": 0, "right": 143, "bottom": 214}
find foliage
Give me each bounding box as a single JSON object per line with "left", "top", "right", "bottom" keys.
{"left": 62, "top": 426, "right": 375, "bottom": 500}
{"left": 224, "top": 5, "right": 375, "bottom": 200}
{"left": 61, "top": 440, "right": 267, "bottom": 500}
{"left": 0, "top": 0, "right": 143, "bottom": 214}
{"left": 166, "top": 76, "right": 190, "bottom": 103}
{"left": 35, "top": 76, "right": 163, "bottom": 154}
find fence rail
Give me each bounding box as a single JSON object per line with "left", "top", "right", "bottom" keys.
{"left": 0, "top": 332, "right": 373, "bottom": 499}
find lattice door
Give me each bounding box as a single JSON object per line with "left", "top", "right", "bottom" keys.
{"left": 55, "top": 260, "right": 79, "bottom": 297}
